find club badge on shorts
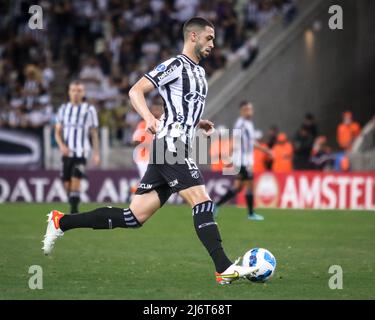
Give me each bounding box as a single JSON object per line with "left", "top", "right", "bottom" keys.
{"left": 191, "top": 170, "right": 200, "bottom": 179}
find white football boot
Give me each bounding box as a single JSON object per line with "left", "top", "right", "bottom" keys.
{"left": 215, "top": 258, "right": 259, "bottom": 285}
{"left": 42, "top": 210, "right": 64, "bottom": 255}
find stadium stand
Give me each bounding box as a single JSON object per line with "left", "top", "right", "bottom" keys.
{"left": 0, "top": 1, "right": 297, "bottom": 166}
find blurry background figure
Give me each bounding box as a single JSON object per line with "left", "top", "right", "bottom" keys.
{"left": 301, "top": 113, "right": 318, "bottom": 139}
{"left": 310, "top": 135, "right": 335, "bottom": 171}
{"left": 215, "top": 102, "right": 272, "bottom": 221}
{"left": 55, "top": 81, "right": 101, "bottom": 213}
{"left": 337, "top": 111, "right": 361, "bottom": 151}
{"left": 23, "top": 64, "right": 45, "bottom": 110}
{"left": 123, "top": 107, "right": 142, "bottom": 146}
{"left": 271, "top": 132, "right": 293, "bottom": 173}
{"left": 132, "top": 98, "right": 164, "bottom": 179}
{"left": 264, "top": 125, "right": 279, "bottom": 170}
{"left": 210, "top": 125, "right": 231, "bottom": 173}
{"left": 79, "top": 57, "right": 105, "bottom": 100}
{"left": 293, "top": 126, "right": 314, "bottom": 170}
{"left": 253, "top": 130, "right": 269, "bottom": 174}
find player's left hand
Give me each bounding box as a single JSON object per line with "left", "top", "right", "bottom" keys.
{"left": 92, "top": 152, "right": 101, "bottom": 166}
{"left": 199, "top": 119, "right": 215, "bottom": 136}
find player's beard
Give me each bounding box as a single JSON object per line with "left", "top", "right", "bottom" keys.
{"left": 194, "top": 43, "right": 206, "bottom": 61}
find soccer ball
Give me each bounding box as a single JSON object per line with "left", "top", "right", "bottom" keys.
{"left": 242, "top": 248, "right": 276, "bottom": 282}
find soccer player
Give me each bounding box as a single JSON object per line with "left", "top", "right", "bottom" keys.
{"left": 42, "top": 17, "right": 258, "bottom": 284}
{"left": 55, "top": 80, "right": 100, "bottom": 213}
{"left": 215, "top": 101, "right": 272, "bottom": 221}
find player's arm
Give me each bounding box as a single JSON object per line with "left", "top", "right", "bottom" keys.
{"left": 129, "top": 77, "right": 159, "bottom": 134}
{"left": 90, "top": 127, "right": 101, "bottom": 166}
{"left": 54, "top": 123, "right": 70, "bottom": 156}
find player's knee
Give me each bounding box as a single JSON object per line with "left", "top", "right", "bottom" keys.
{"left": 183, "top": 187, "right": 211, "bottom": 207}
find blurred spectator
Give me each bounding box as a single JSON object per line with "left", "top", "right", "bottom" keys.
{"left": 266, "top": 125, "right": 279, "bottom": 149}
{"left": 301, "top": 112, "right": 318, "bottom": 138}
{"left": 123, "top": 108, "right": 142, "bottom": 146}
{"left": 282, "top": 0, "right": 298, "bottom": 25}
{"left": 256, "top": 0, "right": 278, "bottom": 29}
{"left": 271, "top": 132, "right": 293, "bottom": 173}
{"left": 253, "top": 136, "right": 270, "bottom": 174}
{"left": 310, "top": 135, "right": 335, "bottom": 170}
{"left": 132, "top": 99, "right": 164, "bottom": 177}
{"left": 174, "top": 0, "right": 200, "bottom": 23}
{"left": 334, "top": 151, "right": 351, "bottom": 172}
{"left": 209, "top": 125, "right": 232, "bottom": 172}
{"left": 79, "top": 57, "right": 105, "bottom": 100}
{"left": 337, "top": 111, "right": 361, "bottom": 150}
{"left": 236, "top": 37, "right": 259, "bottom": 69}
{"left": 26, "top": 95, "right": 53, "bottom": 129}
{"left": 293, "top": 126, "right": 314, "bottom": 170}
{"left": 23, "top": 64, "right": 45, "bottom": 110}
{"left": 264, "top": 125, "right": 279, "bottom": 169}
{"left": 39, "top": 60, "right": 55, "bottom": 90}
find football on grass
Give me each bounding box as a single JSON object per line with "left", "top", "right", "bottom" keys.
{"left": 242, "top": 248, "right": 276, "bottom": 282}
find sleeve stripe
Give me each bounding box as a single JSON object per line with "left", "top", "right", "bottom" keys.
{"left": 144, "top": 74, "right": 158, "bottom": 88}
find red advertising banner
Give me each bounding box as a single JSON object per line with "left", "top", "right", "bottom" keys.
{"left": 1, "top": 169, "right": 374, "bottom": 210}
{"left": 250, "top": 171, "right": 375, "bottom": 210}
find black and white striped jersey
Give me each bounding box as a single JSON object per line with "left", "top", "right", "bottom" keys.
{"left": 56, "top": 102, "right": 99, "bottom": 158}
{"left": 232, "top": 117, "right": 256, "bottom": 167}
{"left": 145, "top": 54, "right": 208, "bottom": 149}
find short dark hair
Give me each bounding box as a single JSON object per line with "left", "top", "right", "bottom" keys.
{"left": 239, "top": 100, "right": 251, "bottom": 108}
{"left": 183, "top": 17, "right": 214, "bottom": 40}
{"left": 69, "top": 80, "right": 84, "bottom": 87}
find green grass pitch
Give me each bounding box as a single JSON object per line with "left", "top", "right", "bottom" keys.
{"left": 0, "top": 203, "right": 374, "bottom": 300}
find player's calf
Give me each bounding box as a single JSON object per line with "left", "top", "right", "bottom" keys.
{"left": 192, "top": 200, "right": 233, "bottom": 274}
{"left": 59, "top": 207, "right": 142, "bottom": 231}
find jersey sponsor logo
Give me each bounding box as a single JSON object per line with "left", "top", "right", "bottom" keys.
{"left": 184, "top": 91, "right": 205, "bottom": 103}
{"left": 168, "top": 179, "right": 178, "bottom": 187}
{"left": 139, "top": 183, "right": 153, "bottom": 189}
{"left": 191, "top": 170, "right": 200, "bottom": 179}
{"left": 155, "top": 64, "right": 166, "bottom": 72}
{"left": 157, "top": 64, "right": 178, "bottom": 81}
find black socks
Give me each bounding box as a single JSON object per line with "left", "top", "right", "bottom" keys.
{"left": 192, "top": 200, "right": 232, "bottom": 273}
{"left": 218, "top": 188, "right": 255, "bottom": 216}
{"left": 69, "top": 191, "right": 80, "bottom": 213}
{"left": 216, "top": 188, "right": 238, "bottom": 206}
{"left": 59, "top": 207, "right": 142, "bottom": 232}
{"left": 245, "top": 192, "right": 254, "bottom": 215}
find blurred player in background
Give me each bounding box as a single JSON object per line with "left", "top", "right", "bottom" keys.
{"left": 43, "top": 17, "right": 259, "bottom": 285}
{"left": 215, "top": 101, "right": 272, "bottom": 221}
{"left": 55, "top": 81, "right": 100, "bottom": 213}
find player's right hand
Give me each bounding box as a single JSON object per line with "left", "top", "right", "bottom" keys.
{"left": 146, "top": 116, "right": 160, "bottom": 134}
{"left": 60, "top": 145, "right": 70, "bottom": 156}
